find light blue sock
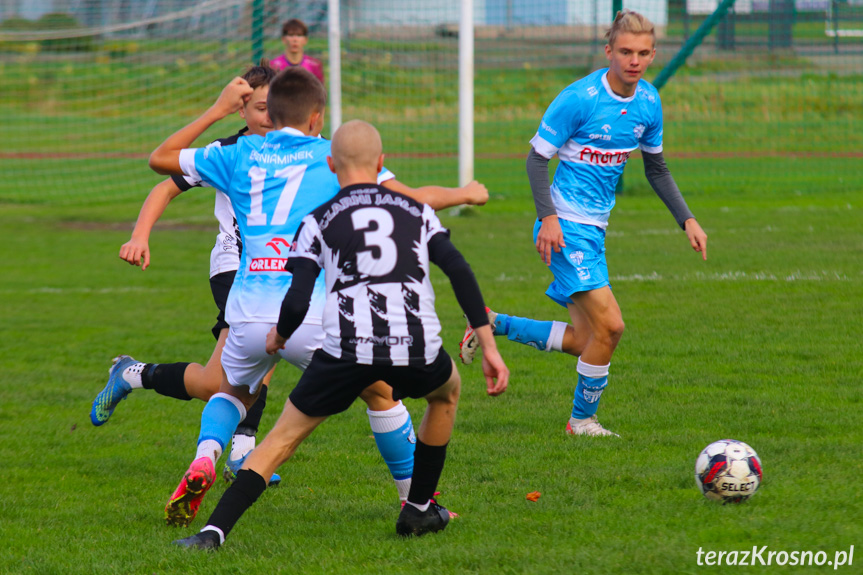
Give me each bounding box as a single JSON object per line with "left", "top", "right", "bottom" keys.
{"left": 571, "top": 360, "right": 610, "bottom": 419}
{"left": 198, "top": 393, "right": 246, "bottom": 451}
{"left": 494, "top": 313, "right": 565, "bottom": 352}
{"left": 368, "top": 402, "right": 416, "bottom": 482}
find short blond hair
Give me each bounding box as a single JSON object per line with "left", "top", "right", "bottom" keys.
{"left": 605, "top": 10, "right": 655, "bottom": 47}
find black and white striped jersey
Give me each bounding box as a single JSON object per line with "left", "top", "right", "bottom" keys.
{"left": 288, "top": 184, "right": 447, "bottom": 366}
{"left": 171, "top": 128, "right": 246, "bottom": 278}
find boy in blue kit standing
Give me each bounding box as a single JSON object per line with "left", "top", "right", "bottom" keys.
{"left": 460, "top": 10, "right": 708, "bottom": 437}
{"left": 148, "top": 68, "right": 489, "bottom": 527}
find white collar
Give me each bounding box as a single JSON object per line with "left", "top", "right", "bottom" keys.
{"left": 276, "top": 126, "right": 307, "bottom": 136}
{"left": 602, "top": 71, "right": 637, "bottom": 103}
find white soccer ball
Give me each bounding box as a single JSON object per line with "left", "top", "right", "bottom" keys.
{"left": 694, "top": 439, "right": 763, "bottom": 503}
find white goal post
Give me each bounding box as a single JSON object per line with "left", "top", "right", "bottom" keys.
{"left": 326, "top": 0, "right": 475, "bottom": 186}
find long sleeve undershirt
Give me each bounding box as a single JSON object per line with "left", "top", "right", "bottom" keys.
{"left": 428, "top": 233, "right": 488, "bottom": 330}
{"left": 526, "top": 147, "right": 695, "bottom": 229}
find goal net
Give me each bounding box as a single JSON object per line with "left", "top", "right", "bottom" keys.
{"left": 1, "top": 0, "right": 861, "bottom": 205}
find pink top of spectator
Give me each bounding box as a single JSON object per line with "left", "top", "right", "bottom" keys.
{"left": 269, "top": 54, "right": 324, "bottom": 83}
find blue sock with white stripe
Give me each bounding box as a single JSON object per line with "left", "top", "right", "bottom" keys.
{"left": 493, "top": 313, "right": 567, "bottom": 352}
{"left": 367, "top": 401, "right": 415, "bottom": 502}
{"left": 571, "top": 359, "right": 610, "bottom": 419}
{"left": 196, "top": 393, "right": 247, "bottom": 467}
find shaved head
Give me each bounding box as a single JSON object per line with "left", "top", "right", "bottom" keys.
{"left": 330, "top": 120, "right": 382, "bottom": 173}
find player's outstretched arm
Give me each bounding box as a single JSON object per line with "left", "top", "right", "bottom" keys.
{"left": 149, "top": 77, "right": 253, "bottom": 175}
{"left": 382, "top": 179, "right": 489, "bottom": 210}
{"left": 428, "top": 232, "right": 509, "bottom": 396}
{"left": 641, "top": 151, "right": 707, "bottom": 261}
{"left": 119, "top": 178, "right": 184, "bottom": 270}
{"left": 684, "top": 218, "right": 708, "bottom": 261}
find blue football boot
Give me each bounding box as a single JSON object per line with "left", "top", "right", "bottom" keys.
{"left": 224, "top": 451, "right": 281, "bottom": 487}
{"left": 90, "top": 355, "right": 137, "bottom": 426}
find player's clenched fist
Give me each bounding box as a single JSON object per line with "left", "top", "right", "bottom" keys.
{"left": 461, "top": 180, "right": 489, "bottom": 206}
{"left": 212, "top": 77, "right": 254, "bottom": 118}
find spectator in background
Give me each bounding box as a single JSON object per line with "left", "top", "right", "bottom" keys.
{"left": 269, "top": 18, "right": 324, "bottom": 84}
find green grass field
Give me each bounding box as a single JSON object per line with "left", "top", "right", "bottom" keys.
{"left": 1, "top": 159, "right": 860, "bottom": 572}
{"left": 1, "top": 22, "right": 861, "bottom": 573}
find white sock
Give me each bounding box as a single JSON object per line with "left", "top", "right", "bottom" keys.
{"left": 395, "top": 478, "right": 411, "bottom": 503}
{"left": 195, "top": 439, "right": 222, "bottom": 468}
{"left": 547, "top": 321, "right": 567, "bottom": 352}
{"left": 122, "top": 362, "right": 147, "bottom": 389}
{"left": 406, "top": 500, "right": 430, "bottom": 512}
{"left": 229, "top": 433, "right": 256, "bottom": 461}
{"left": 366, "top": 401, "right": 409, "bottom": 433}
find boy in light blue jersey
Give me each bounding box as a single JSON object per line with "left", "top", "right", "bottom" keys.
{"left": 149, "top": 68, "right": 490, "bottom": 527}
{"left": 460, "top": 10, "right": 708, "bottom": 437}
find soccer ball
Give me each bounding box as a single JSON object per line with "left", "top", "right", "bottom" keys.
{"left": 694, "top": 439, "right": 763, "bottom": 503}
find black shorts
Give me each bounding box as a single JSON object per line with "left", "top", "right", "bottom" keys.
{"left": 289, "top": 348, "right": 455, "bottom": 417}
{"left": 208, "top": 270, "right": 237, "bottom": 340}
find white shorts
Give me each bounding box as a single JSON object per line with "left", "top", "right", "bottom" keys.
{"left": 221, "top": 321, "right": 324, "bottom": 394}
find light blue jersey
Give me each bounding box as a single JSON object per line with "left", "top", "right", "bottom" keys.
{"left": 179, "top": 127, "right": 394, "bottom": 325}
{"left": 530, "top": 68, "right": 663, "bottom": 229}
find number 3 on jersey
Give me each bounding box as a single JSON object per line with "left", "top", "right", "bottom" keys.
{"left": 352, "top": 207, "right": 396, "bottom": 277}
{"left": 246, "top": 165, "right": 308, "bottom": 226}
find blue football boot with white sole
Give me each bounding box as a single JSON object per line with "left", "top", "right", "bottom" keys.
{"left": 90, "top": 355, "right": 137, "bottom": 426}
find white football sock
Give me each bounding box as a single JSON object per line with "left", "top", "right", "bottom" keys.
{"left": 548, "top": 321, "right": 567, "bottom": 352}
{"left": 406, "top": 500, "right": 430, "bottom": 512}
{"left": 195, "top": 439, "right": 223, "bottom": 468}
{"left": 395, "top": 478, "right": 411, "bottom": 503}
{"left": 229, "top": 433, "right": 256, "bottom": 461}
{"left": 122, "top": 362, "right": 147, "bottom": 389}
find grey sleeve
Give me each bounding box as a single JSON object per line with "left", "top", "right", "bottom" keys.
{"left": 642, "top": 151, "right": 695, "bottom": 230}
{"left": 526, "top": 147, "right": 557, "bottom": 220}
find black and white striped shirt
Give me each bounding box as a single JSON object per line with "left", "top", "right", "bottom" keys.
{"left": 289, "top": 184, "right": 447, "bottom": 366}
{"left": 170, "top": 129, "right": 246, "bottom": 278}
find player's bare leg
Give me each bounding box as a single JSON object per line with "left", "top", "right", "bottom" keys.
{"left": 224, "top": 360, "right": 279, "bottom": 485}
{"left": 396, "top": 361, "right": 461, "bottom": 537}
{"left": 240, "top": 399, "right": 326, "bottom": 481}
{"left": 416, "top": 365, "right": 460, "bottom": 446}
{"left": 91, "top": 329, "right": 273, "bottom": 435}
{"left": 560, "top": 307, "right": 590, "bottom": 357}
{"left": 359, "top": 380, "right": 398, "bottom": 411}
{"left": 564, "top": 286, "right": 623, "bottom": 437}
{"left": 174, "top": 399, "right": 326, "bottom": 548}
{"left": 180, "top": 329, "right": 229, "bottom": 400}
